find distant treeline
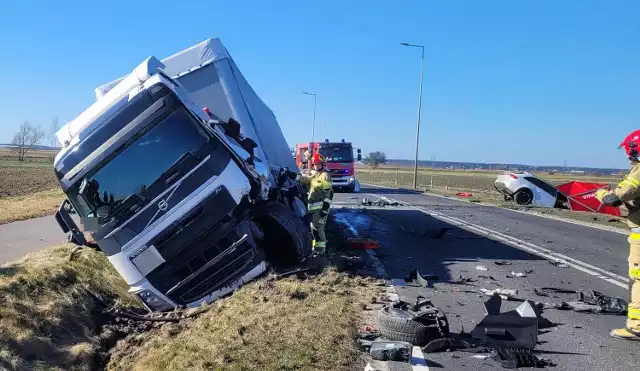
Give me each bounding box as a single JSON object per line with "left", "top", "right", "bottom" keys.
{"left": 385, "top": 159, "right": 625, "bottom": 175}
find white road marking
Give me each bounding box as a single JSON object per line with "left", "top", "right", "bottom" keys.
{"left": 361, "top": 183, "right": 628, "bottom": 235}
{"left": 369, "top": 194, "right": 629, "bottom": 289}
{"left": 411, "top": 346, "right": 430, "bottom": 370}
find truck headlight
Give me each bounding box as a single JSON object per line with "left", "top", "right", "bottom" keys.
{"left": 136, "top": 289, "right": 173, "bottom": 312}
{"left": 349, "top": 177, "right": 355, "bottom": 183}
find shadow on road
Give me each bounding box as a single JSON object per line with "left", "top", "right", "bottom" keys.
{"left": 331, "top": 206, "right": 544, "bottom": 283}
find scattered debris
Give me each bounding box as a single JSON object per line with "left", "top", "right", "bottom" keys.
{"left": 494, "top": 260, "right": 512, "bottom": 266}
{"left": 471, "top": 296, "right": 539, "bottom": 350}
{"left": 478, "top": 275, "right": 497, "bottom": 281}
{"left": 422, "top": 337, "right": 478, "bottom": 353}
{"left": 491, "top": 348, "right": 555, "bottom": 369}
{"left": 453, "top": 275, "right": 478, "bottom": 285}
{"left": 369, "top": 340, "right": 412, "bottom": 362}
{"left": 534, "top": 288, "right": 549, "bottom": 297}
{"left": 476, "top": 265, "right": 488, "bottom": 272}
{"left": 548, "top": 260, "right": 569, "bottom": 268}
{"left": 509, "top": 271, "right": 528, "bottom": 278}
{"left": 347, "top": 238, "right": 380, "bottom": 250}
{"left": 479, "top": 288, "right": 519, "bottom": 300}
{"left": 405, "top": 268, "right": 438, "bottom": 287}
{"left": 361, "top": 198, "right": 401, "bottom": 207}
{"left": 273, "top": 267, "right": 318, "bottom": 280}
{"left": 561, "top": 291, "right": 628, "bottom": 314}
{"left": 540, "top": 287, "right": 577, "bottom": 294}
{"left": 472, "top": 354, "right": 493, "bottom": 360}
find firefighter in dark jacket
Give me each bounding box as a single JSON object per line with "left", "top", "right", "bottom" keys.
{"left": 299, "top": 153, "right": 333, "bottom": 255}
{"left": 596, "top": 129, "right": 640, "bottom": 341}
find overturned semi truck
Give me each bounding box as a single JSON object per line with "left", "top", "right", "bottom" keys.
{"left": 53, "top": 38, "right": 312, "bottom": 311}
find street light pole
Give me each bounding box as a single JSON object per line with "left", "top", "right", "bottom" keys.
{"left": 400, "top": 42, "right": 425, "bottom": 189}
{"left": 303, "top": 92, "right": 317, "bottom": 142}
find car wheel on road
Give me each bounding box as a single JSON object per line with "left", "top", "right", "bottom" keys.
{"left": 514, "top": 189, "right": 533, "bottom": 205}
{"left": 376, "top": 304, "right": 449, "bottom": 346}
{"left": 253, "top": 202, "right": 313, "bottom": 267}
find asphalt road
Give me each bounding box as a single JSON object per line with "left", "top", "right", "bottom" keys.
{"left": 0, "top": 215, "right": 67, "bottom": 264}
{"left": 333, "top": 186, "right": 639, "bottom": 371}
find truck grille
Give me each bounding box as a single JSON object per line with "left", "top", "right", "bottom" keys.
{"left": 145, "top": 186, "right": 258, "bottom": 305}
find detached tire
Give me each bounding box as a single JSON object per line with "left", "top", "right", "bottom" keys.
{"left": 376, "top": 306, "right": 449, "bottom": 346}
{"left": 253, "top": 202, "right": 313, "bottom": 267}
{"left": 514, "top": 189, "right": 533, "bottom": 205}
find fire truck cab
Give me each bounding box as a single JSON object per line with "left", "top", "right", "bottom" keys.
{"left": 295, "top": 139, "right": 361, "bottom": 192}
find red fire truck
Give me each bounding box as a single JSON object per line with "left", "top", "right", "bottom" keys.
{"left": 295, "top": 139, "right": 362, "bottom": 192}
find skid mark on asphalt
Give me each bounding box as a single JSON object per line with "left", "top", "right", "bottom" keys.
{"left": 368, "top": 194, "right": 628, "bottom": 289}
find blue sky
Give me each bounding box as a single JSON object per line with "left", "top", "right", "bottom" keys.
{"left": 0, "top": 0, "right": 638, "bottom": 168}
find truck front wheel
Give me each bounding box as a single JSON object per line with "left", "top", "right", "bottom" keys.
{"left": 253, "top": 202, "right": 313, "bottom": 267}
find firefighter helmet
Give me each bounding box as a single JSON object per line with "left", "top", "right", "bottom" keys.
{"left": 311, "top": 153, "right": 326, "bottom": 165}
{"left": 619, "top": 130, "right": 640, "bottom": 160}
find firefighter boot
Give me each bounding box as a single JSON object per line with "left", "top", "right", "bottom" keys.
{"left": 611, "top": 241, "right": 640, "bottom": 341}
{"left": 311, "top": 213, "right": 327, "bottom": 256}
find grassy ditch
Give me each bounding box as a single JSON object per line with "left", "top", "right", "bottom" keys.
{"left": 0, "top": 244, "right": 136, "bottom": 371}
{"left": 0, "top": 189, "right": 65, "bottom": 225}
{"left": 108, "top": 269, "right": 378, "bottom": 371}
{"left": 0, "top": 233, "right": 381, "bottom": 370}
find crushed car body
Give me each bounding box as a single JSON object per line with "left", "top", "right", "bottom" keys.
{"left": 494, "top": 171, "right": 621, "bottom": 216}
{"left": 52, "top": 38, "right": 312, "bottom": 311}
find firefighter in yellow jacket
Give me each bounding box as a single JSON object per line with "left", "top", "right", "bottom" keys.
{"left": 596, "top": 130, "right": 640, "bottom": 341}
{"left": 299, "top": 153, "right": 333, "bottom": 255}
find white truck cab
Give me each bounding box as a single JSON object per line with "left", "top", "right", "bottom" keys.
{"left": 53, "top": 39, "right": 311, "bottom": 311}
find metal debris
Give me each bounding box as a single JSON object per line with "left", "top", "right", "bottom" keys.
{"left": 476, "top": 265, "right": 488, "bottom": 271}
{"left": 491, "top": 348, "right": 555, "bottom": 369}
{"left": 406, "top": 268, "right": 438, "bottom": 287}
{"left": 453, "top": 275, "right": 478, "bottom": 285}
{"left": 480, "top": 288, "right": 519, "bottom": 300}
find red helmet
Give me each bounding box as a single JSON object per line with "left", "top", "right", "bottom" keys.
{"left": 311, "top": 153, "right": 326, "bottom": 165}
{"left": 619, "top": 130, "right": 640, "bottom": 160}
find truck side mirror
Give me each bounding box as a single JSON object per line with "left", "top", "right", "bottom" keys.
{"left": 223, "top": 118, "right": 242, "bottom": 139}
{"left": 357, "top": 153, "right": 362, "bottom": 161}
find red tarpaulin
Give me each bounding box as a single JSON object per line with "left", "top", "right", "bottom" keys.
{"left": 556, "top": 181, "right": 621, "bottom": 217}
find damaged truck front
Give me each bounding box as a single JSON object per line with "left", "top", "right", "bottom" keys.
{"left": 53, "top": 38, "right": 311, "bottom": 311}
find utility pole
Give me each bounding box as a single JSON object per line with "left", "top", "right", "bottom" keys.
{"left": 303, "top": 92, "right": 317, "bottom": 142}
{"left": 400, "top": 42, "right": 425, "bottom": 189}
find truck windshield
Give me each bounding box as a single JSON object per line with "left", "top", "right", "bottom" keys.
{"left": 319, "top": 146, "right": 353, "bottom": 163}
{"left": 67, "top": 107, "right": 209, "bottom": 223}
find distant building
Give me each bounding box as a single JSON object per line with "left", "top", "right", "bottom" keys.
{"left": 569, "top": 170, "right": 585, "bottom": 175}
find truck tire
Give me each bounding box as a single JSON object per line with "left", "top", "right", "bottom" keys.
{"left": 514, "top": 188, "right": 533, "bottom": 205}
{"left": 253, "top": 202, "right": 313, "bottom": 267}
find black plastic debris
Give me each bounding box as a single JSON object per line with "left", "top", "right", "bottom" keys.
{"left": 491, "top": 348, "right": 556, "bottom": 369}
{"left": 471, "top": 295, "right": 539, "bottom": 350}
{"left": 561, "top": 290, "right": 628, "bottom": 314}
{"left": 422, "top": 337, "right": 480, "bottom": 353}
{"left": 423, "top": 227, "right": 452, "bottom": 239}
{"left": 453, "top": 275, "right": 477, "bottom": 285}
{"left": 406, "top": 268, "right": 438, "bottom": 287}
{"left": 495, "top": 260, "right": 513, "bottom": 266}
{"left": 370, "top": 340, "right": 412, "bottom": 362}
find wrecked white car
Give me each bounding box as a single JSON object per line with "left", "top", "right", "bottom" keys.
{"left": 494, "top": 172, "right": 561, "bottom": 207}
